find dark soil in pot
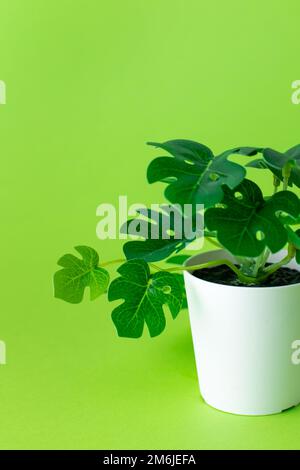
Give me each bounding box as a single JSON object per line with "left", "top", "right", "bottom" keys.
{"left": 192, "top": 264, "right": 300, "bottom": 287}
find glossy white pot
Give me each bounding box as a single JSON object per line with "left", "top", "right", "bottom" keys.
{"left": 184, "top": 249, "right": 300, "bottom": 416}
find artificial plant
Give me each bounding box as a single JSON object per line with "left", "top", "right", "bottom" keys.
{"left": 54, "top": 140, "right": 300, "bottom": 338}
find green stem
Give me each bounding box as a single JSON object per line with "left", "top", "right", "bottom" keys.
{"left": 150, "top": 263, "right": 164, "bottom": 271}
{"left": 101, "top": 258, "right": 125, "bottom": 267}
{"left": 206, "top": 237, "right": 223, "bottom": 249}
{"left": 101, "top": 258, "right": 162, "bottom": 271}
{"left": 261, "top": 245, "right": 295, "bottom": 279}
{"left": 165, "top": 258, "right": 258, "bottom": 285}
{"left": 262, "top": 255, "right": 291, "bottom": 277}
{"left": 273, "top": 174, "right": 280, "bottom": 194}
{"left": 101, "top": 247, "right": 296, "bottom": 286}
{"left": 282, "top": 163, "right": 291, "bottom": 191}
{"left": 164, "top": 248, "right": 296, "bottom": 285}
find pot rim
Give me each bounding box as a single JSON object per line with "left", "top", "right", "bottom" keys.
{"left": 184, "top": 249, "right": 300, "bottom": 290}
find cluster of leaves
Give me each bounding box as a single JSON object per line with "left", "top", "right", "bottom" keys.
{"left": 54, "top": 140, "right": 300, "bottom": 338}
{"left": 54, "top": 246, "right": 185, "bottom": 338}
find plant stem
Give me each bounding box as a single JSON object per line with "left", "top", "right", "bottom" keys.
{"left": 282, "top": 163, "right": 291, "bottom": 191}
{"left": 101, "top": 258, "right": 163, "bottom": 271}
{"left": 205, "top": 237, "right": 222, "bottom": 249}
{"left": 150, "top": 263, "right": 164, "bottom": 271}
{"left": 163, "top": 246, "right": 296, "bottom": 285}
{"left": 164, "top": 258, "right": 258, "bottom": 285}
{"left": 262, "top": 255, "right": 291, "bottom": 277}
{"left": 261, "top": 245, "right": 296, "bottom": 279}
{"left": 101, "top": 246, "right": 296, "bottom": 286}
{"left": 237, "top": 248, "right": 271, "bottom": 278}
{"left": 101, "top": 258, "right": 125, "bottom": 267}
{"left": 273, "top": 175, "right": 280, "bottom": 194}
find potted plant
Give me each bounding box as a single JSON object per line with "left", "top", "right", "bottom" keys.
{"left": 54, "top": 139, "right": 300, "bottom": 416}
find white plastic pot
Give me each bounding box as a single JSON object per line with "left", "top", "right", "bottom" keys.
{"left": 184, "top": 249, "right": 300, "bottom": 416}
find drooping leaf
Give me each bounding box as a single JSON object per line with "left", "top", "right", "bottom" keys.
{"left": 205, "top": 179, "right": 300, "bottom": 257}
{"left": 121, "top": 204, "right": 203, "bottom": 262}
{"left": 246, "top": 159, "right": 268, "bottom": 169}
{"left": 246, "top": 158, "right": 288, "bottom": 188}
{"left": 263, "top": 148, "right": 292, "bottom": 169}
{"left": 54, "top": 246, "right": 110, "bottom": 303}
{"left": 286, "top": 145, "right": 300, "bottom": 159}
{"left": 262, "top": 146, "right": 300, "bottom": 187}
{"left": 147, "top": 140, "right": 249, "bottom": 207}
{"left": 263, "top": 146, "right": 300, "bottom": 170}
{"left": 108, "top": 259, "right": 183, "bottom": 338}
{"left": 228, "top": 145, "right": 300, "bottom": 188}
{"left": 221, "top": 146, "right": 263, "bottom": 159}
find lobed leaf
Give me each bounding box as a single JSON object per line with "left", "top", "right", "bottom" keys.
{"left": 121, "top": 204, "right": 203, "bottom": 262}
{"left": 108, "top": 259, "right": 184, "bottom": 338}
{"left": 205, "top": 179, "right": 300, "bottom": 257}
{"left": 147, "top": 140, "right": 248, "bottom": 207}
{"left": 54, "top": 246, "right": 109, "bottom": 303}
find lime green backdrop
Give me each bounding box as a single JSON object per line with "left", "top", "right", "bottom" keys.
{"left": 0, "top": 0, "right": 300, "bottom": 450}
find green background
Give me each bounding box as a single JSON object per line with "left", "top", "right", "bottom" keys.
{"left": 1, "top": 0, "right": 300, "bottom": 449}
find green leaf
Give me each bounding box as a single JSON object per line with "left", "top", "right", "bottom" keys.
{"left": 147, "top": 140, "right": 247, "bottom": 207}
{"left": 232, "top": 146, "right": 300, "bottom": 188}
{"left": 108, "top": 260, "right": 183, "bottom": 338}
{"left": 295, "top": 229, "right": 300, "bottom": 264}
{"left": 246, "top": 159, "right": 268, "bottom": 169}
{"left": 262, "top": 146, "right": 300, "bottom": 187}
{"left": 205, "top": 179, "right": 300, "bottom": 257}
{"left": 278, "top": 214, "right": 300, "bottom": 225}
{"left": 246, "top": 157, "right": 288, "bottom": 187}
{"left": 166, "top": 254, "right": 191, "bottom": 265}
{"left": 221, "top": 147, "right": 263, "bottom": 158}
{"left": 263, "top": 147, "right": 300, "bottom": 170}
{"left": 121, "top": 205, "right": 202, "bottom": 262}
{"left": 54, "top": 246, "right": 110, "bottom": 304}
{"left": 286, "top": 144, "right": 300, "bottom": 159}
{"left": 263, "top": 148, "right": 292, "bottom": 169}
{"left": 286, "top": 226, "right": 300, "bottom": 249}
{"left": 289, "top": 227, "right": 300, "bottom": 264}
